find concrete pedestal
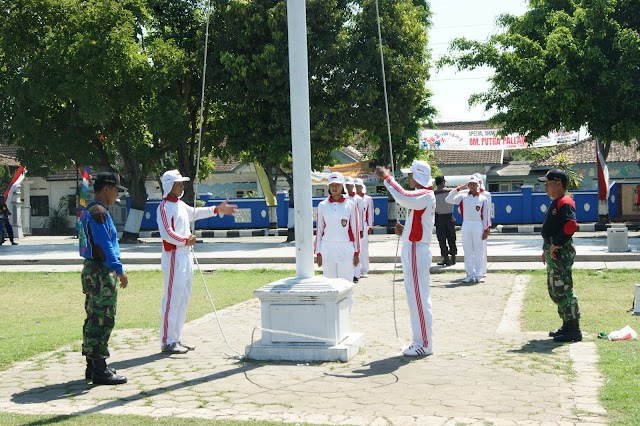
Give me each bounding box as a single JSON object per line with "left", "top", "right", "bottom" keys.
{"left": 245, "top": 276, "right": 364, "bottom": 362}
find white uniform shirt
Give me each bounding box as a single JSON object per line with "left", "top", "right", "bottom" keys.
{"left": 360, "top": 194, "right": 374, "bottom": 231}
{"left": 157, "top": 197, "right": 218, "bottom": 251}
{"left": 346, "top": 192, "right": 362, "bottom": 231}
{"left": 383, "top": 176, "right": 435, "bottom": 243}
{"left": 314, "top": 196, "right": 360, "bottom": 257}
{"left": 445, "top": 188, "right": 491, "bottom": 230}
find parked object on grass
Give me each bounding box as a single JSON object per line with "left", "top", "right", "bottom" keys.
{"left": 607, "top": 325, "right": 638, "bottom": 341}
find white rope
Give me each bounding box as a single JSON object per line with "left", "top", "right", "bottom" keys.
{"left": 374, "top": 0, "right": 405, "bottom": 350}
{"left": 193, "top": 0, "right": 212, "bottom": 210}
{"left": 188, "top": 0, "right": 406, "bottom": 356}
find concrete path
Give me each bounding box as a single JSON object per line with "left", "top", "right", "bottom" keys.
{"left": 0, "top": 273, "right": 608, "bottom": 425}
{"left": 2, "top": 231, "right": 640, "bottom": 272}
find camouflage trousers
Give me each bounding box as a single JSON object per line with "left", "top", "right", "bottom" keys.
{"left": 544, "top": 241, "right": 580, "bottom": 321}
{"left": 81, "top": 260, "right": 118, "bottom": 359}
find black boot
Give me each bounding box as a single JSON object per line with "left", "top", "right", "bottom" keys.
{"left": 553, "top": 319, "right": 582, "bottom": 342}
{"left": 548, "top": 321, "right": 570, "bottom": 337}
{"left": 92, "top": 358, "right": 127, "bottom": 385}
{"left": 437, "top": 257, "right": 450, "bottom": 266}
{"left": 85, "top": 357, "right": 117, "bottom": 380}
{"left": 450, "top": 255, "right": 456, "bottom": 265}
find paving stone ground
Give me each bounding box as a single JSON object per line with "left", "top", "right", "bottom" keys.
{"left": 0, "top": 273, "right": 607, "bottom": 425}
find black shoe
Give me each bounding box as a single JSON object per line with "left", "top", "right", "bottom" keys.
{"left": 11, "top": 242, "right": 17, "bottom": 245}
{"left": 437, "top": 257, "right": 450, "bottom": 266}
{"left": 450, "top": 256, "right": 456, "bottom": 265}
{"left": 353, "top": 277, "right": 359, "bottom": 283}
{"left": 552, "top": 320, "right": 582, "bottom": 342}
{"left": 85, "top": 357, "right": 116, "bottom": 380}
{"left": 549, "top": 321, "right": 570, "bottom": 337}
{"left": 92, "top": 359, "right": 127, "bottom": 385}
{"left": 553, "top": 328, "right": 583, "bottom": 342}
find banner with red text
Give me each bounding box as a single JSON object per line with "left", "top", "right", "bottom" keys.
{"left": 419, "top": 128, "right": 582, "bottom": 150}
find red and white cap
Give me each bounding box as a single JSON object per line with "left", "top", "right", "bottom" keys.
{"left": 327, "top": 171, "right": 345, "bottom": 186}
{"left": 161, "top": 169, "right": 190, "bottom": 197}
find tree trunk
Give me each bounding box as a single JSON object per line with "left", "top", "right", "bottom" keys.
{"left": 265, "top": 164, "right": 279, "bottom": 229}
{"left": 120, "top": 166, "right": 148, "bottom": 243}
{"left": 284, "top": 172, "right": 295, "bottom": 242}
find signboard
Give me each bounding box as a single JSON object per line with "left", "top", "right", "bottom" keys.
{"left": 419, "top": 128, "right": 583, "bottom": 150}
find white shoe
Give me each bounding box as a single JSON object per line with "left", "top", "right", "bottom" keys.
{"left": 360, "top": 272, "right": 368, "bottom": 278}
{"left": 402, "top": 345, "right": 433, "bottom": 357}
{"left": 462, "top": 276, "right": 474, "bottom": 283}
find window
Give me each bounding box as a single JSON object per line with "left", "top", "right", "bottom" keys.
{"left": 30, "top": 196, "right": 49, "bottom": 217}
{"left": 235, "top": 189, "right": 245, "bottom": 198}
{"left": 315, "top": 188, "right": 325, "bottom": 196}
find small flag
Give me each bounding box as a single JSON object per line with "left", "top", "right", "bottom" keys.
{"left": 78, "top": 166, "right": 91, "bottom": 213}
{"left": 596, "top": 140, "right": 609, "bottom": 201}
{"left": 4, "top": 166, "right": 27, "bottom": 205}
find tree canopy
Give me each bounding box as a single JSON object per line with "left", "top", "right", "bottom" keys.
{"left": 439, "top": 0, "right": 640, "bottom": 157}
{"left": 0, "top": 0, "right": 435, "bottom": 219}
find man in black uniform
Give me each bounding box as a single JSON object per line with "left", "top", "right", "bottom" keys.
{"left": 538, "top": 169, "right": 582, "bottom": 342}
{"left": 434, "top": 176, "right": 456, "bottom": 266}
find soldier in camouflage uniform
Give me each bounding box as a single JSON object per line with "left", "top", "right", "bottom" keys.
{"left": 78, "top": 172, "right": 129, "bottom": 385}
{"left": 539, "top": 169, "right": 582, "bottom": 342}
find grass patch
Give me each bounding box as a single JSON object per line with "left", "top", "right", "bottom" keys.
{"left": 0, "top": 269, "right": 294, "bottom": 371}
{"left": 0, "top": 413, "right": 318, "bottom": 425}
{"left": 522, "top": 269, "right": 640, "bottom": 425}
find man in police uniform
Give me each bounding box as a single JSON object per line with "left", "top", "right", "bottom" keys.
{"left": 78, "top": 172, "right": 129, "bottom": 385}
{"left": 433, "top": 176, "right": 456, "bottom": 266}
{"left": 539, "top": 169, "right": 582, "bottom": 342}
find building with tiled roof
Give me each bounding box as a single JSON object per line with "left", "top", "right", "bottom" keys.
{"left": 434, "top": 121, "right": 490, "bottom": 130}
{"left": 0, "top": 154, "right": 19, "bottom": 167}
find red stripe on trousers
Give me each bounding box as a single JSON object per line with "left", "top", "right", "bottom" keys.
{"left": 161, "top": 251, "right": 176, "bottom": 346}
{"left": 411, "top": 243, "right": 428, "bottom": 346}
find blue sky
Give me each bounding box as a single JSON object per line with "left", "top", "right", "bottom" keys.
{"left": 427, "top": 0, "right": 528, "bottom": 123}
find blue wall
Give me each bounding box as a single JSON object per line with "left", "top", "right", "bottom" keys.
{"left": 451, "top": 185, "right": 618, "bottom": 225}
{"left": 138, "top": 193, "right": 389, "bottom": 230}
{"left": 135, "top": 184, "right": 619, "bottom": 230}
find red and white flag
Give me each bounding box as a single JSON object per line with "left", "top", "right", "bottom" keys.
{"left": 4, "top": 166, "right": 27, "bottom": 205}
{"left": 596, "top": 140, "right": 609, "bottom": 201}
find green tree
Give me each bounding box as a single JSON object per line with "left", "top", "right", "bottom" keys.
{"left": 0, "top": 0, "right": 218, "bottom": 240}
{"left": 346, "top": 0, "right": 435, "bottom": 169}
{"left": 0, "top": 0, "right": 167, "bottom": 241}
{"left": 209, "top": 0, "right": 434, "bottom": 190}
{"left": 439, "top": 0, "right": 640, "bottom": 159}
{"left": 440, "top": 0, "right": 639, "bottom": 221}
{"left": 549, "top": 151, "right": 582, "bottom": 190}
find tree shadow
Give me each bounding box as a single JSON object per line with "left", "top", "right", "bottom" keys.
{"left": 12, "top": 361, "right": 260, "bottom": 426}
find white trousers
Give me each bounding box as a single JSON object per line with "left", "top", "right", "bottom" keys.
{"left": 321, "top": 241, "right": 355, "bottom": 281}
{"left": 160, "top": 250, "right": 193, "bottom": 347}
{"left": 401, "top": 242, "right": 433, "bottom": 349}
{"left": 357, "top": 232, "right": 370, "bottom": 276}
{"left": 461, "top": 221, "right": 484, "bottom": 278}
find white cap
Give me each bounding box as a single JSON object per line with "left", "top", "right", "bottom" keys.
{"left": 344, "top": 176, "right": 355, "bottom": 185}
{"left": 473, "top": 173, "right": 485, "bottom": 190}
{"left": 467, "top": 175, "right": 481, "bottom": 184}
{"left": 354, "top": 178, "right": 364, "bottom": 186}
{"left": 161, "top": 169, "right": 190, "bottom": 197}
{"left": 401, "top": 160, "right": 432, "bottom": 187}
{"left": 327, "top": 171, "right": 345, "bottom": 186}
